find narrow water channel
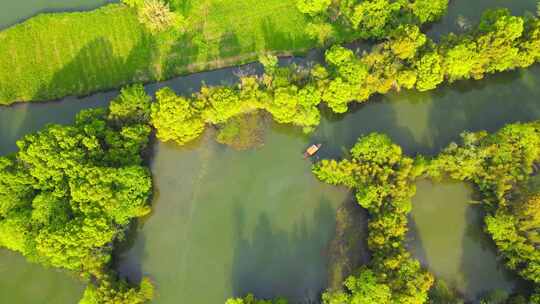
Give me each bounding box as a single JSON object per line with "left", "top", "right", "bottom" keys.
{"left": 0, "top": 0, "right": 539, "bottom": 303}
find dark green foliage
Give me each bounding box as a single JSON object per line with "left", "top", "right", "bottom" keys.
{"left": 428, "top": 280, "right": 463, "bottom": 304}
{"left": 314, "top": 133, "right": 433, "bottom": 304}
{"left": 0, "top": 87, "right": 154, "bottom": 303}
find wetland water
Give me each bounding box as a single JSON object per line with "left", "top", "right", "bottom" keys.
{"left": 0, "top": 0, "right": 539, "bottom": 303}
{"left": 408, "top": 181, "right": 519, "bottom": 300}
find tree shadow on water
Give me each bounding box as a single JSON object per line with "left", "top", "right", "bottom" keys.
{"left": 230, "top": 199, "right": 337, "bottom": 303}
{"left": 113, "top": 219, "right": 147, "bottom": 286}
{"left": 458, "top": 205, "right": 524, "bottom": 302}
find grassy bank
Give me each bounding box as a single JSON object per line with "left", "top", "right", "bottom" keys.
{"left": 0, "top": 1, "right": 323, "bottom": 105}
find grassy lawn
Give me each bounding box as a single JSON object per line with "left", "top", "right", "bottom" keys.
{"left": 0, "top": 1, "right": 327, "bottom": 105}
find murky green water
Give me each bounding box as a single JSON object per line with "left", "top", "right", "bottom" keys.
{"left": 0, "top": 0, "right": 116, "bottom": 30}
{"left": 0, "top": 0, "right": 539, "bottom": 303}
{"left": 0, "top": 250, "right": 85, "bottom": 303}
{"left": 408, "top": 181, "right": 518, "bottom": 301}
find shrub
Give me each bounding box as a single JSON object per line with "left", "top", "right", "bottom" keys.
{"left": 138, "top": 0, "right": 182, "bottom": 33}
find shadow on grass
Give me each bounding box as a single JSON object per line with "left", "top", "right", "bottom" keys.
{"left": 33, "top": 32, "right": 157, "bottom": 102}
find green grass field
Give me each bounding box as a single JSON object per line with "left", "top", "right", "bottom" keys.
{"left": 0, "top": 1, "right": 329, "bottom": 105}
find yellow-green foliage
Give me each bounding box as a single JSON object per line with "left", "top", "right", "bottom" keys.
{"left": 150, "top": 63, "right": 322, "bottom": 145}
{"left": 137, "top": 0, "right": 182, "bottom": 33}
{"left": 79, "top": 275, "right": 154, "bottom": 304}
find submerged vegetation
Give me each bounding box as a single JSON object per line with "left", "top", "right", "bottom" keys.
{"left": 0, "top": 85, "right": 155, "bottom": 303}
{"left": 215, "top": 112, "right": 267, "bottom": 150}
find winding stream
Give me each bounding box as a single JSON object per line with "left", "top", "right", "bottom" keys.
{"left": 0, "top": 0, "right": 539, "bottom": 303}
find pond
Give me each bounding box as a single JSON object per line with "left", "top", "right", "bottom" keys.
{"left": 0, "top": 0, "right": 539, "bottom": 303}
{"left": 407, "top": 181, "right": 519, "bottom": 301}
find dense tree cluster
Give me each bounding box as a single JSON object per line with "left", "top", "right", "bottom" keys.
{"left": 429, "top": 122, "right": 540, "bottom": 298}
{"left": 313, "top": 133, "right": 433, "bottom": 304}
{"left": 0, "top": 85, "right": 155, "bottom": 303}
{"left": 295, "top": 0, "right": 448, "bottom": 44}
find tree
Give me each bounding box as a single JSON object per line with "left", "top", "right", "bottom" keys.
{"left": 108, "top": 84, "right": 151, "bottom": 124}
{"left": 440, "top": 36, "right": 479, "bottom": 81}
{"left": 322, "top": 269, "right": 392, "bottom": 304}
{"left": 348, "top": 0, "right": 402, "bottom": 38}
{"left": 138, "top": 0, "right": 183, "bottom": 33}
{"left": 415, "top": 51, "right": 444, "bottom": 91}
{"left": 296, "top": 0, "right": 331, "bottom": 16}
{"left": 409, "top": 0, "right": 449, "bottom": 23}
{"left": 305, "top": 22, "right": 335, "bottom": 46}
{"left": 313, "top": 133, "right": 432, "bottom": 303}
{"left": 388, "top": 25, "right": 427, "bottom": 60}
{"left": 80, "top": 276, "right": 154, "bottom": 304}
{"left": 151, "top": 87, "right": 206, "bottom": 145}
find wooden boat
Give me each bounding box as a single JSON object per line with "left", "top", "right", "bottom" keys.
{"left": 304, "top": 144, "right": 322, "bottom": 158}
